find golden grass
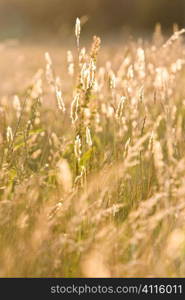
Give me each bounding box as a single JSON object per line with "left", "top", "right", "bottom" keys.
{"left": 0, "top": 21, "right": 185, "bottom": 277}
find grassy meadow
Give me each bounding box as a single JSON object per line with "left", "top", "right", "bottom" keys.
{"left": 0, "top": 21, "right": 185, "bottom": 277}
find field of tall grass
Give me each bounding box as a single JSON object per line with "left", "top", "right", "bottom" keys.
{"left": 0, "top": 20, "right": 185, "bottom": 277}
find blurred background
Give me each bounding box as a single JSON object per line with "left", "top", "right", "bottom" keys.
{"left": 0, "top": 0, "right": 185, "bottom": 40}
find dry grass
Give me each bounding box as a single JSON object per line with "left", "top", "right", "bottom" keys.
{"left": 0, "top": 21, "right": 185, "bottom": 277}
